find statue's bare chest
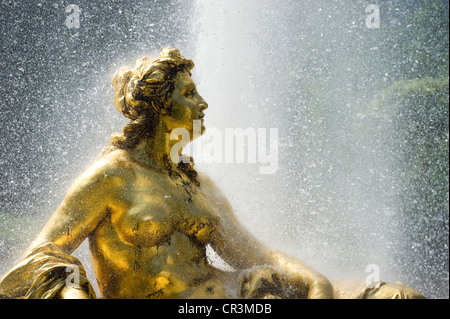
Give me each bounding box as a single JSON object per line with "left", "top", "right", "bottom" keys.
{"left": 113, "top": 168, "right": 220, "bottom": 248}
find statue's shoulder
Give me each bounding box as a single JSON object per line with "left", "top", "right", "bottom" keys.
{"left": 86, "top": 149, "right": 136, "bottom": 181}
{"left": 197, "top": 171, "right": 228, "bottom": 201}
{"left": 196, "top": 171, "right": 215, "bottom": 188}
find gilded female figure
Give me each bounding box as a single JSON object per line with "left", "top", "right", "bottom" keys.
{"left": 0, "top": 48, "right": 424, "bottom": 299}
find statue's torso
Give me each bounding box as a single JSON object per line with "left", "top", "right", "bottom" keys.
{"left": 88, "top": 153, "right": 230, "bottom": 298}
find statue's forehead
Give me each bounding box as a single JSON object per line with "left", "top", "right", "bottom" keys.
{"left": 175, "top": 71, "right": 196, "bottom": 91}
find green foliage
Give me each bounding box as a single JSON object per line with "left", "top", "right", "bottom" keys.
{"left": 411, "top": 0, "right": 449, "bottom": 78}
{"left": 371, "top": 76, "right": 449, "bottom": 219}
{"left": 366, "top": 0, "right": 450, "bottom": 83}
{"left": 364, "top": 0, "right": 449, "bottom": 221}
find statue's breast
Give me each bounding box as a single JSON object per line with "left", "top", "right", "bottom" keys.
{"left": 161, "top": 171, "right": 220, "bottom": 245}
{"left": 175, "top": 207, "right": 219, "bottom": 245}
{"left": 113, "top": 169, "right": 219, "bottom": 248}
{"left": 113, "top": 197, "right": 174, "bottom": 248}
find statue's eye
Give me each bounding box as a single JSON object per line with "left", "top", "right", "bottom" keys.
{"left": 184, "top": 90, "right": 196, "bottom": 98}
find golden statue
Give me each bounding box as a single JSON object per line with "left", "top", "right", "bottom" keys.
{"left": 0, "top": 48, "right": 425, "bottom": 299}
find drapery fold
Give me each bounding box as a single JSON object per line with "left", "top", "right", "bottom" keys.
{"left": 0, "top": 242, "right": 96, "bottom": 299}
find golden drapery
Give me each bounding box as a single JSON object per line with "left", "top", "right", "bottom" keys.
{"left": 0, "top": 242, "right": 96, "bottom": 299}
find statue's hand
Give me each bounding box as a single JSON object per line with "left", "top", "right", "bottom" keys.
{"left": 364, "top": 282, "right": 426, "bottom": 299}
{"left": 239, "top": 266, "right": 286, "bottom": 299}
{"left": 238, "top": 265, "right": 334, "bottom": 299}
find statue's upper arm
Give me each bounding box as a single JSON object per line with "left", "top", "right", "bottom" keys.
{"left": 197, "top": 172, "right": 272, "bottom": 269}
{"left": 28, "top": 154, "right": 132, "bottom": 254}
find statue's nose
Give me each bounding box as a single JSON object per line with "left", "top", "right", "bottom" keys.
{"left": 199, "top": 100, "right": 208, "bottom": 111}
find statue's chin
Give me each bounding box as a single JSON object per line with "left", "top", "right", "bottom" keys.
{"left": 189, "top": 125, "right": 206, "bottom": 140}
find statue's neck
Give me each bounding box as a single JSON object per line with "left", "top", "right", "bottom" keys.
{"left": 129, "top": 124, "right": 183, "bottom": 173}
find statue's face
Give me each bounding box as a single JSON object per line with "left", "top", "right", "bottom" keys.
{"left": 164, "top": 71, "right": 208, "bottom": 138}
